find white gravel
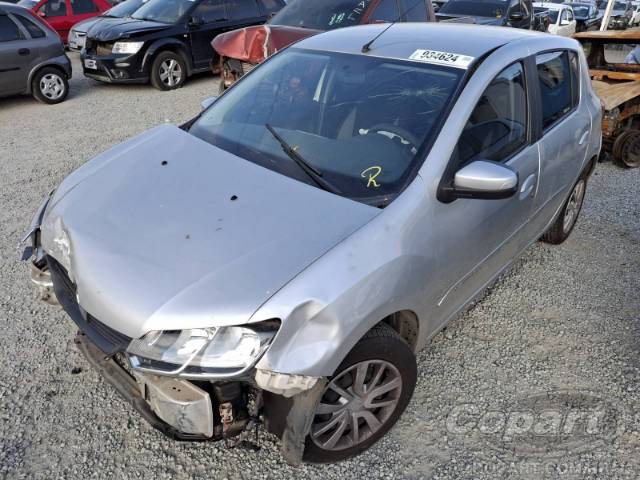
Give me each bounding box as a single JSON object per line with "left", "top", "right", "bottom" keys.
{"left": 1, "top": 54, "right": 639, "bottom": 480}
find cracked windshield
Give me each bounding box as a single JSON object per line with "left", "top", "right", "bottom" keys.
{"left": 190, "top": 49, "right": 463, "bottom": 204}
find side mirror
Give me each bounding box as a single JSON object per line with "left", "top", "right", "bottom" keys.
{"left": 189, "top": 15, "right": 204, "bottom": 27}
{"left": 38, "top": 10, "right": 46, "bottom": 17}
{"left": 509, "top": 11, "right": 524, "bottom": 21}
{"left": 441, "top": 160, "right": 518, "bottom": 201}
{"left": 200, "top": 95, "right": 218, "bottom": 110}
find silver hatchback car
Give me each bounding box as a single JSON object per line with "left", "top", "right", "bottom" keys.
{"left": 24, "top": 23, "right": 601, "bottom": 463}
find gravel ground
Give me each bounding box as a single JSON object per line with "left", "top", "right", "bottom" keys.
{"left": 1, "top": 54, "right": 639, "bottom": 480}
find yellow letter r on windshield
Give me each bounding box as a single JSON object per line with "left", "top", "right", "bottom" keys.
{"left": 361, "top": 166, "right": 382, "bottom": 188}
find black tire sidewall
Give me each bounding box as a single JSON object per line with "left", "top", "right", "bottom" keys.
{"left": 151, "top": 51, "right": 187, "bottom": 91}
{"left": 32, "top": 67, "right": 68, "bottom": 104}
{"left": 303, "top": 328, "right": 417, "bottom": 463}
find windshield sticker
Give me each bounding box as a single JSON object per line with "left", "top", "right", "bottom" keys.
{"left": 362, "top": 166, "right": 382, "bottom": 188}
{"left": 409, "top": 50, "right": 475, "bottom": 69}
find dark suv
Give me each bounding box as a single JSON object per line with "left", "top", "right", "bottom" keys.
{"left": 81, "top": 0, "right": 285, "bottom": 90}
{"left": 0, "top": 2, "right": 72, "bottom": 103}
{"left": 436, "top": 0, "right": 535, "bottom": 29}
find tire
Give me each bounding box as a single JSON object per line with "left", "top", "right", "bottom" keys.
{"left": 612, "top": 130, "right": 640, "bottom": 169}
{"left": 150, "top": 51, "right": 187, "bottom": 91}
{"left": 31, "top": 67, "right": 68, "bottom": 104}
{"left": 541, "top": 174, "right": 587, "bottom": 245}
{"left": 303, "top": 323, "right": 417, "bottom": 463}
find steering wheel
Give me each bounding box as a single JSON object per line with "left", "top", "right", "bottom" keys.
{"left": 365, "top": 123, "right": 421, "bottom": 152}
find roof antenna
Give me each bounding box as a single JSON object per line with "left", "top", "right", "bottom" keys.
{"left": 362, "top": 0, "right": 431, "bottom": 53}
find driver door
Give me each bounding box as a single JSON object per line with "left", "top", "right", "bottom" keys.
{"left": 189, "top": 0, "right": 230, "bottom": 69}
{"left": 429, "top": 61, "right": 540, "bottom": 324}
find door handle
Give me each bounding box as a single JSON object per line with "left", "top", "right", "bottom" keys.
{"left": 578, "top": 129, "right": 589, "bottom": 145}
{"left": 520, "top": 173, "right": 537, "bottom": 199}
{"left": 18, "top": 48, "right": 30, "bottom": 56}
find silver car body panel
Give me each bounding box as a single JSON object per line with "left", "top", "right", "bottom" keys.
{"left": 35, "top": 24, "right": 601, "bottom": 379}
{"left": 40, "top": 125, "right": 379, "bottom": 339}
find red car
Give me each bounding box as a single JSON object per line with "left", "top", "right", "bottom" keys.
{"left": 212, "top": 0, "right": 436, "bottom": 89}
{"left": 17, "top": 0, "right": 111, "bottom": 42}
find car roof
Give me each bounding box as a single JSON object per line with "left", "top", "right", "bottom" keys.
{"left": 296, "top": 23, "right": 549, "bottom": 62}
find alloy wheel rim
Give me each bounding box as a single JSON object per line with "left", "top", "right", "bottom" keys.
{"left": 563, "top": 179, "right": 585, "bottom": 233}
{"left": 310, "top": 359, "right": 402, "bottom": 451}
{"left": 159, "top": 59, "right": 182, "bottom": 87}
{"left": 40, "top": 74, "right": 64, "bottom": 100}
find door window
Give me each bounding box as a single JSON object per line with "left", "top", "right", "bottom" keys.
{"left": 70, "top": 0, "right": 98, "bottom": 14}
{"left": 193, "top": 0, "right": 227, "bottom": 22}
{"left": 566, "top": 8, "right": 573, "bottom": 21}
{"left": 0, "top": 15, "right": 22, "bottom": 42}
{"left": 403, "top": 0, "right": 428, "bottom": 20}
{"left": 569, "top": 50, "right": 580, "bottom": 107}
{"left": 369, "top": 0, "right": 399, "bottom": 22}
{"left": 536, "top": 51, "right": 573, "bottom": 130}
{"left": 41, "top": 0, "right": 68, "bottom": 17}
{"left": 14, "top": 13, "right": 46, "bottom": 38}
{"left": 226, "top": 0, "right": 261, "bottom": 20}
{"left": 452, "top": 62, "right": 528, "bottom": 166}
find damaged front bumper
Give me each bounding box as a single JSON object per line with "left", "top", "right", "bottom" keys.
{"left": 22, "top": 212, "right": 326, "bottom": 462}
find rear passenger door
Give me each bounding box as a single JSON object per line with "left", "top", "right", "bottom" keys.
{"left": 0, "top": 14, "right": 28, "bottom": 94}
{"left": 530, "top": 50, "right": 590, "bottom": 237}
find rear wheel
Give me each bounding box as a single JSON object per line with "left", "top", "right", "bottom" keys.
{"left": 32, "top": 67, "right": 68, "bottom": 104}
{"left": 541, "top": 174, "right": 587, "bottom": 244}
{"left": 613, "top": 130, "right": 640, "bottom": 168}
{"left": 150, "top": 51, "right": 186, "bottom": 91}
{"left": 303, "top": 324, "right": 417, "bottom": 463}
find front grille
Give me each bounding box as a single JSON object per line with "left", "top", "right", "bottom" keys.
{"left": 86, "top": 313, "right": 131, "bottom": 350}
{"left": 96, "top": 42, "right": 114, "bottom": 56}
{"left": 47, "top": 256, "right": 132, "bottom": 355}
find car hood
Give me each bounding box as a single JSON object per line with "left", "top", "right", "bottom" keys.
{"left": 40, "top": 125, "right": 379, "bottom": 339}
{"left": 87, "top": 17, "right": 171, "bottom": 41}
{"left": 211, "top": 24, "right": 321, "bottom": 63}
{"left": 71, "top": 16, "right": 101, "bottom": 34}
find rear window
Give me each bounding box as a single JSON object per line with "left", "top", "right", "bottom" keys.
{"left": 0, "top": 15, "right": 21, "bottom": 42}
{"left": 14, "top": 13, "right": 46, "bottom": 38}
{"left": 536, "top": 51, "right": 573, "bottom": 130}
{"left": 226, "top": 0, "right": 261, "bottom": 19}
{"left": 270, "top": 0, "right": 373, "bottom": 30}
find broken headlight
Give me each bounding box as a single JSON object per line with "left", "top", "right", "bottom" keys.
{"left": 126, "top": 321, "right": 279, "bottom": 378}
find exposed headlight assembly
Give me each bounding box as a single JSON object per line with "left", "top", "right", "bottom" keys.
{"left": 112, "top": 41, "right": 144, "bottom": 54}
{"left": 127, "top": 320, "right": 280, "bottom": 378}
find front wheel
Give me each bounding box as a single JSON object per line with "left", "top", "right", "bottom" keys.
{"left": 303, "top": 324, "right": 417, "bottom": 463}
{"left": 150, "top": 51, "right": 187, "bottom": 91}
{"left": 541, "top": 175, "right": 587, "bottom": 244}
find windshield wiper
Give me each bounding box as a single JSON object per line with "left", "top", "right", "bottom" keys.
{"left": 265, "top": 124, "right": 341, "bottom": 194}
